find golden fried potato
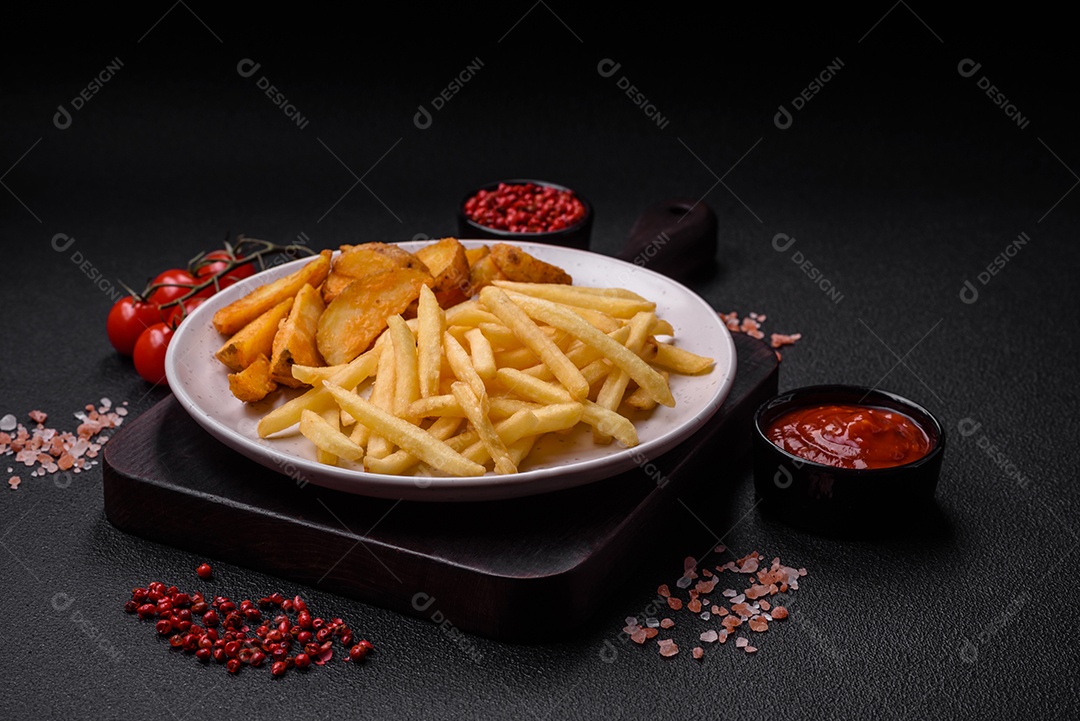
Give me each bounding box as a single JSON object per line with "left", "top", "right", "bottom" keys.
{"left": 215, "top": 298, "right": 294, "bottom": 372}
{"left": 464, "top": 245, "right": 490, "bottom": 268}
{"left": 322, "top": 242, "right": 430, "bottom": 305}
{"left": 227, "top": 353, "right": 277, "bottom": 403}
{"left": 269, "top": 283, "right": 326, "bottom": 387}
{"left": 212, "top": 250, "right": 331, "bottom": 336}
{"left": 316, "top": 266, "right": 433, "bottom": 365}
{"left": 468, "top": 253, "right": 508, "bottom": 294}
{"left": 489, "top": 243, "right": 572, "bottom": 285}
{"left": 414, "top": 237, "right": 471, "bottom": 309}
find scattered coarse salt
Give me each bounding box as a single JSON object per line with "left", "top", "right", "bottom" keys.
{"left": 719, "top": 311, "right": 801, "bottom": 359}
{"left": 622, "top": 546, "right": 807, "bottom": 662}
{"left": 0, "top": 402, "right": 127, "bottom": 490}
{"left": 8, "top": 476, "right": 20, "bottom": 490}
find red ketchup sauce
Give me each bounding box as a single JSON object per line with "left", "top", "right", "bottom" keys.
{"left": 766, "top": 404, "right": 931, "bottom": 470}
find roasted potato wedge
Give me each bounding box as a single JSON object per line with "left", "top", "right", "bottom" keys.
{"left": 464, "top": 245, "right": 490, "bottom": 268}
{"left": 212, "top": 250, "right": 331, "bottom": 336}
{"left": 316, "top": 266, "right": 434, "bottom": 365}
{"left": 227, "top": 353, "right": 277, "bottom": 403}
{"left": 269, "top": 283, "right": 326, "bottom": 387}
{"left": 322, "top": 242, "right": 430, "bottom": 305}
{"left": 414, "top": 237, "right": 471, "bottom": 309}
{"left": 468, "top": 253, "right": 508, "bottom": 294}
{"left": 489, "top": 243, "right": 572, "bottom": 285}
{"left": 215, "top": 298, "right": 294, "bottom": 372}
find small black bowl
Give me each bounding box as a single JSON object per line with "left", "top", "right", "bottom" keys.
{"left": 752, "top": 385, "right": 946, "bottom": 535}
{"left": 457, "top": 179, "right": 593, "bottom": 251}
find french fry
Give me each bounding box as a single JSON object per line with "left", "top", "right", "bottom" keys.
{"left": 416, "top": 285, "right": 445, "bottom": 398}
{"left": 388, "top": 316, "right": 420, "bottom": 417}
{"left": 594, "top": 311, "right": 655, "bottom": 442}
{"left": 451, "top": 382, "right": 516, "bottom": 474}
{"left": 464, "top": 327, "right": 497, "bottom": 380}
{"left": 299, "top": 409, "right": 365, "bottom": 463}
{"left": 365, "top": 336, "right": 398, "bottom": 458}
{"left": 324, "top": 383, "right": 486, "bottom": 476}
{"left": 503, "top": 291, "right": 675, "bottom": 407}
{"left": 443, "top": 330, "right": 487, "bottom": 398}
{"left": 257, "top": 345, "right": 379, "bottom": 438}
{"left": 364, "top": 416, "right": 463, "bottom": 475}
{"left": 648, "top": 341, "right": 716, "bottom": 375}
{"left": 479, "top": 286, "right": 589, "bottom": 400}
{"left": 492, "top": 280, "right": 655, "bottom": 318}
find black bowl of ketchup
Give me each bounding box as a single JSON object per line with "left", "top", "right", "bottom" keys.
{"left": 752, "top": 385, "right": 945, "bottom": 535}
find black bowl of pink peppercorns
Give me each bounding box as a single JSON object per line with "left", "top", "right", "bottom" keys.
{"left": 458, "top": 179, "right": 593, "bottom": 250}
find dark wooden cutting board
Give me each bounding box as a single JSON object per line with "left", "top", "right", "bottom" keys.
{"left": 102, "top": 333, "right": 777, "bottom": 642}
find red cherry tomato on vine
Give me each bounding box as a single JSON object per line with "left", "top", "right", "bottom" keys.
{"left": 165, "top": 297, "right": 206, "bottom": 328}
{"left": 147, "top": 268, "right": 199, "bottom": 307}
{"left": 133, "top": 323, "right": 174, "bottom": 385}
{"left": 107, "top": 296, "right": 163, "bottom": 356}
{"left": 194, "top": 250, "right": 255, "bottom": 290}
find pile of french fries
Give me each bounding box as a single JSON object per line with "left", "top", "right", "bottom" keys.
{"left": 210, "top": 238, "right": 715, "bottom": 477}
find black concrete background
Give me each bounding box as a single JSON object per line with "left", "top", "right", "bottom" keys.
{"left": 2, "top": 5, "right": 1078, "bottom": 719}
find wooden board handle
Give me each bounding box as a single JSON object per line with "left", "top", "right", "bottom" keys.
{"left": 616, "top": 199, "right": 718, "bottom": 282}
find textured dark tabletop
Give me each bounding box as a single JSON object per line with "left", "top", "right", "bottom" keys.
{"left": 3, "top": 7, "right": 1078, "bottom": 720}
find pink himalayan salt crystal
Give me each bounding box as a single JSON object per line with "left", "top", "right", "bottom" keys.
{"left": 692, "top": 647, "right": 704, "bottom": 660}
{"left": 660, "top": 618, "right": 674, "bottom": 629}
{"left": 8, "top": 476, "right": 20, "bottom": 490}
{"left": 700, "top": 630, "right": 718, "bottom": 643}
{"left": 735, "top": 637, "right": 749, "bottom": 649}
{"left": 659, "top": 643, "right": 679, "bottom": 658}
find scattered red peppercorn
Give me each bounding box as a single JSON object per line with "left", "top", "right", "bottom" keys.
{"left": 125, "top": 581, "right": 371, "bottom": 677}
{"left": 464, "top": 182, "right": 587, "bottom": 234}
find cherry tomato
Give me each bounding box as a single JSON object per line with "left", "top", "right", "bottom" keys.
{"left": 107, "top": 296, "right": 163, "bottom": 356}
{"left": 193, "top": 250, "right": 255, "bottom": 290}
{"left": 164, "top": 297, "right": 206, "bottom": 328}
{"left": 147, "top": 268, "right": 198, "bottom": 307}
{"left": 133, "top": 323, "right": 174, "bottom": 385}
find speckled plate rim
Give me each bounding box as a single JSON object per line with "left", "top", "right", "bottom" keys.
{"left": 165, "top": 240, "right": 736, "bottom": 501}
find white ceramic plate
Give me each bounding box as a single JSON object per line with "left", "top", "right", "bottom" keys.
{"left": 165, "top": 241, "right": 736, "bottom": 501}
